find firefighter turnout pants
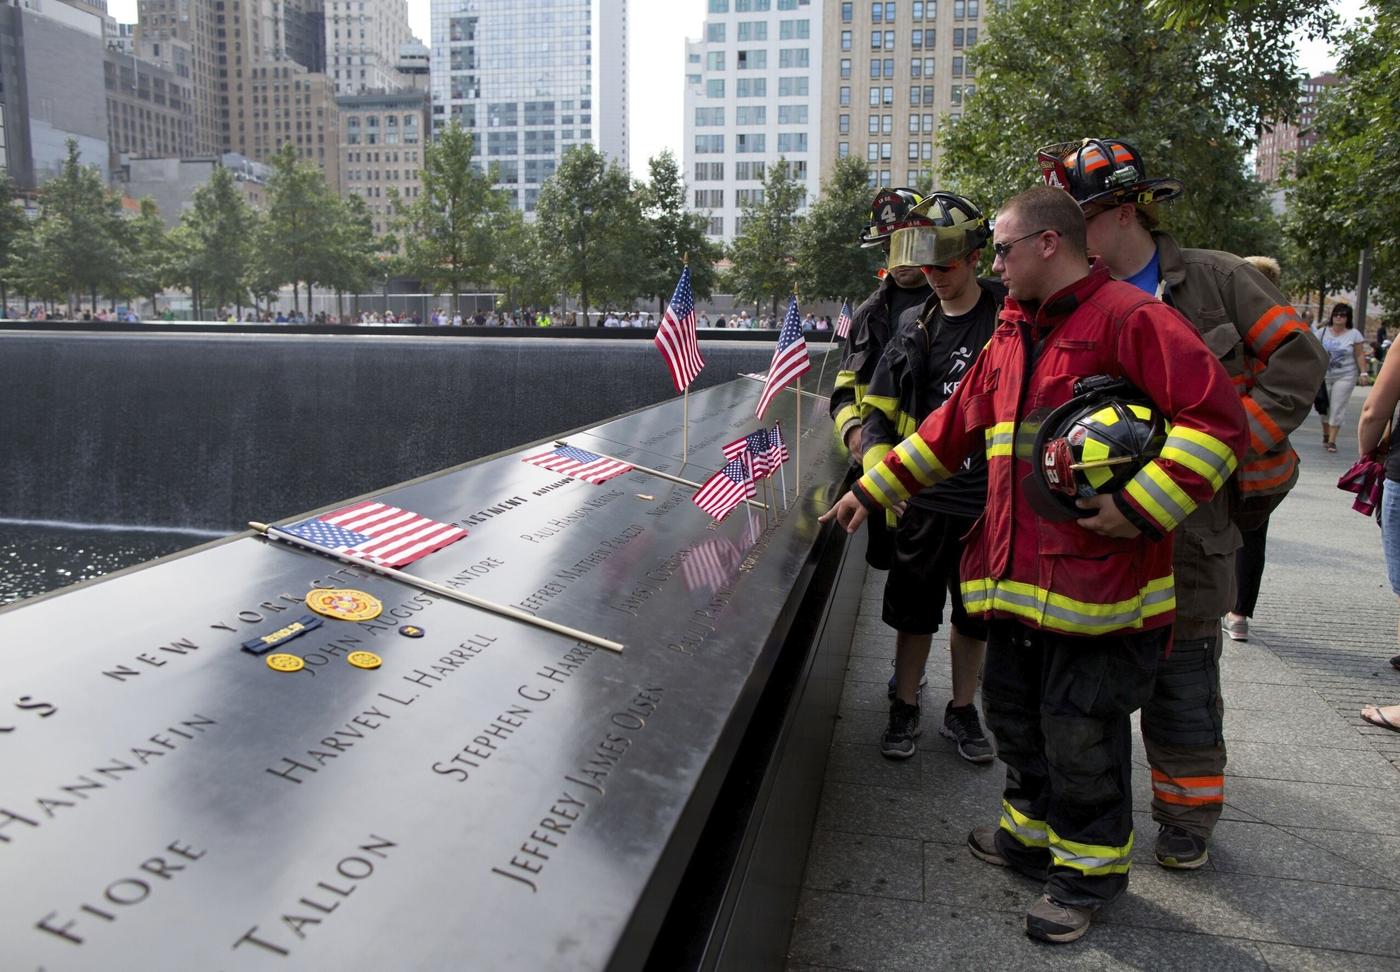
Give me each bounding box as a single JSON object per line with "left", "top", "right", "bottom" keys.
{"left": 983, "top": 620, "right": 1164, "bottom": 908}
{"left": 1140, "top": 631, "right": 1226, "bottom": 839}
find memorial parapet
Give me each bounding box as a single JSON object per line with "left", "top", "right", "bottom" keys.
{"left": 0, "top": 364, "right": 856, "bottom": 969}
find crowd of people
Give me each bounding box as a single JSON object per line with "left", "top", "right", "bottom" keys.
{"left": 819, "top": 137, "right": 1333, "bottom": 945}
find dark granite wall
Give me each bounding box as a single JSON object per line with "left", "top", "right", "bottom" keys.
{"left": 0, "top": 334, "right": 789, "bottom": 531}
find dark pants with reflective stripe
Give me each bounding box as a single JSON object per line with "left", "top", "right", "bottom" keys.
{"left": 983, "top": 620, "right": 1163, "bottom": 908}
{"left": 1141, "top": 632, "right": 1226, "bottom": 838}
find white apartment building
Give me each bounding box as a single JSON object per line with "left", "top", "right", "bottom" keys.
{"left": 428, "top": 0, "right": 629, "bottom": 214}
{"left": 325, "top": 0, "right": 418, "bottom": 96}
{"left": 683, "top": 0, "right": 823, "bottom": 243}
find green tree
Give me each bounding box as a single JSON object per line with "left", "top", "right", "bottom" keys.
{"left": 174, "top": 165, "right": 257, "bottom": 319}
{"left": 724, "top": 157, "right": 805, "bottom": 318}
{"left": 795, "top": 155, "right": 880, "bottom": 305}
{"left": 395, "top": 122, "right": 509, "bottom": 316}
{"left": 534, "top": 144, "right": 644, "bottom": 321}
{"left": 637, "top": 150, "right": 721, "bottom": 316}
{"left": 24, "top": 140, "right": 127, "bottom": 313}
{"left": 324, "top": 193, "right": 386, "bottom": 321}
{"left": 0, "top": 172, "right": 28, "bottom": 313}
{"left": 1282, "top": 4, "right": 1400, "bottom": 308}
{"left": 938, "top": 0, "right": 1294, "bottom": 254}
{"left": 255, "top": 143, "right": 340, "bottom": 314}
{"left": 122, "top": 198, "right": 175, "bottom": 316}
{"left": 490, "top": 208, "right": 555, "bottom": 314}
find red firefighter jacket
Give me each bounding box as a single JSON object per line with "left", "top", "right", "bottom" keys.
{"left": 852, "top": 266, "right": 1248, "bottom": 637}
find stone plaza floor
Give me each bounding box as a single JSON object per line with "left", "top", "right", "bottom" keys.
{"left": 787, "top": 389, "right": 1400, "bottom": 970}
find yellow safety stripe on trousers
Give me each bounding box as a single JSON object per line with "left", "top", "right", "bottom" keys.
{"left": 999, "top": 799, "right": 1049, "bottom": 848}
{"left": 1157, "top": 426, "right": 1238, "bottom": 492}
{"left": 984, "top": 421, "right": 1016, "bottom": 459}
{"left": 861, "top": 393, "right": 918, "bottom": 439}
{"left": 1124, "top": 460, "right": 1196, "bottom": 533}
{"left": 960, "top": 575, "right": 1175, "bottom": 635}
{"left": 1046, "top": 826, "right": 1134, "bottom": 876}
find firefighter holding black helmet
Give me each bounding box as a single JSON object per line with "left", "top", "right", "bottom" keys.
{"left": 1037, "top": 138, "right": 1326, "bottom": 871}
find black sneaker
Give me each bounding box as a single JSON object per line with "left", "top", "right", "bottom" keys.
{"left": 940, "top": 702, "right": 995, "bottom": 763}
{"left": 886, "top": 659, "right": 929, "bottom": 700}
{"left": 1025, "top": 895, "right": 1093, "bottom": 944}
{"left": 1155, "top": 824, "right": 1209, "bottom": 869}
{"left": 880, "top": 700, "right": 921, "bottom": 759}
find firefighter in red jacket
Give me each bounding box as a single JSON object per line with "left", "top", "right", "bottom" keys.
{"left": 821, "top": 186, "right": 1248, "bottom": 944}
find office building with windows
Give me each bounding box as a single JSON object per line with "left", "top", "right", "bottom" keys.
{"left": 324, "top": 0, "right": 416, "bottom": 96}
{"left": 337, "top": 86, "right": 429, "bottom": 235}
{"left": 819, "top": 0, "right": 989, "bottom": 194}
{"left": 429, "top": 0, "right": 628, "bottom": 214}
{"left": 1255, "top": 72, "right": 1338, "bottom": 187}
{"left": 683, "top": 0, "right": 823, "bottom": 242}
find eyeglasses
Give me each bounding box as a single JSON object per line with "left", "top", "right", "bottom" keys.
{"left": 992, "top": 229, "right": 1055, "bottom": 259}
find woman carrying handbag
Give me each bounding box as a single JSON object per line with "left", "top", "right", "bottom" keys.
{"left": 1355, "top": 348, "right": 1400, "bottom": 728}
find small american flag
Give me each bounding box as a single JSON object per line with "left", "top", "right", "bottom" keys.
{"left": 835, "top": 301, "right": 853, "bottom": 339}
{"left": 756, "top": 296, "right": 812, "bottom": 419}
{"left": 522, "top": 445, "right": 635, "bottom": 484}
{"left": 681, "top": 535, "right": 743, "bottom": 592}
{"left": 281, "top": 501, "right": 466, "bottom": 568}
{"left": 692, "top": 455, "right": 756, "bottom": 521}
{"left": 769, "top": 421, "right": 790, "bottom": 465}
{"left": 728, "top": 431, "right": 784, "bottom": 484}
{"left": 654, "top": 266, "right": 705, "bottom": 392}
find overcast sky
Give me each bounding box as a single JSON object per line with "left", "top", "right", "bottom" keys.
{"left": 104, "top": 0, "right": 1358, "bottom": 181}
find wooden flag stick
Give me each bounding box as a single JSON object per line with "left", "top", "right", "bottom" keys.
{"left": 554, "top": 440, "right": 768, "bottom": 510}
{"left": 682, "top": 386, "right": 689, "bottom": 464}
{"left": 795, "top": 376, "right": 802, "bottom": 495}
{"left": 736, "top": 372, "right": 826, "bottom": 401}
{"left": 249, "top": 521, "right": 624, "bottom": 653}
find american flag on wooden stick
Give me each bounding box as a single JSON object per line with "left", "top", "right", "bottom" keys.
{"left": 281, "top": 501, "right": 466, "bottom": 568}
{"left": 521, "top": 445, "right": 635, "bottom": 485}
{"left": 653, "top": 265, "right": 705, "bottom": 392}
{"left": 835, "top": 301, "right": 853, "bottom": 339}
{"left": 692, "top": 455, "right": 756, "bottom": 521}
{"left": 755, "top": 296, "right": 812, "bottom": 419}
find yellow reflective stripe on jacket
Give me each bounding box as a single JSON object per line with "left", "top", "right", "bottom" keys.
{"left": 1124, "top": 461, "right": 1196, "bottom": 533}
{"left": 1047, "top": 826, "right": 1134, "bottom": 876}
{"left": 833, "top": 369, "right": 859, "bottom": 393}
{"left": 858, "top": 462, "right": 911, "bottom": 508}
{"left": 1158, "top": 426, "right": 1238, "bottom": 492}
{"left": 862, "top": 393, "right": 919, "bottom": 439}
{"left": 984, "top": 421, "right": 1016, "bottom": 459}
{"left": 893, "top": 435, "right": 951, "bottom": 486}
{"left": 999, "top": 800, "right": 1049, "bottom": 848}
{"left": 861, "top": 441, "right": 893, "bottom": 474}
{"left": 833, "top": 402, "right": 862, "bottom": 435}
{"left": 960, "top": 575, "right": 1175, "bottom": 635}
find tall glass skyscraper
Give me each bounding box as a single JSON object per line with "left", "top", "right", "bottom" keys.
{"left": 429, "top": 0, "right": 629, "bottom": 214}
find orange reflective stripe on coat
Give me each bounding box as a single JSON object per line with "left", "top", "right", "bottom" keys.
{"left": 1151, "top": 769, "right": 1224, "bottom": 806}
{"left": 1245, "top": 304, "right": 1311, "bottom": 362}
{"left": 1238, "top": 449, "right": 1297, "bottom": 493}
{"left": 1241, "top": 396, "right": 1286, "bottom": 454}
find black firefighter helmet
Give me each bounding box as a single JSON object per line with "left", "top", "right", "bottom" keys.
{"left": 858, "top": 187, "right": 930, "bottom": 248}
{"left": 1035, "top": 138, "right": 1184, "bottom": 210}
{"left": 1023, "top": 376, "right": 1168, "bottom": 521}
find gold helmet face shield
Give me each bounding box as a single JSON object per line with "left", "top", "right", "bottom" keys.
{"left": 886, "top": 224, "right": 972, "bottom": 270}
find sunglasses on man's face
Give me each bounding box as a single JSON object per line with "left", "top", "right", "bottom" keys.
{"left": 992, "top": 229, "right": 1055, "bottom": 259}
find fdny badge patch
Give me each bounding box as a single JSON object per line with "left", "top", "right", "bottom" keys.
{"left": 306, "top": 589, "right": 383, "bottom": 622}
{"left": 398, "top": 624, "right": 426, "bottom": 638}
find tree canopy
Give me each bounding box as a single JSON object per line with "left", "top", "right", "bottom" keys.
{"left": 939, "top": 0, "right": 1295, "bottom": 254}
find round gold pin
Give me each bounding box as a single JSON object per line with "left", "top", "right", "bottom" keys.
{"left": 266, "top": 653, "right": 305, "bottom": 673}
{"left": 347, "top": 651, "right": 383, "bottom": 670}
{"left": 306, "top": 589, "right": 383, "bottom": 621}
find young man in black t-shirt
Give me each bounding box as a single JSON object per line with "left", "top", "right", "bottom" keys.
{"left": 861, "top": 193, "right": 1003, "bottom": 761}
